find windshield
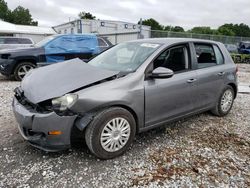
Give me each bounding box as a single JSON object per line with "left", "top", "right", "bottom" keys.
{"left": 88, "top": 42, "right": 162, "bottom": 72}
{"left": 34, "top": 35, "right": 57, "bottom": 47}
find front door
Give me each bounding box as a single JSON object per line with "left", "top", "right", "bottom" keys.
{"left": 144, "top": 44, "right": 198, "bottom": 127}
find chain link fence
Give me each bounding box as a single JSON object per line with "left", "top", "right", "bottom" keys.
{"left": 99, "top": 29, "right": 250, "bottom": 46}
{"left": 150, "top": 30, "right": 250, "bottom": 45}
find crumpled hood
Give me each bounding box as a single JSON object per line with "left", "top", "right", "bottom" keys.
{"left": 21, "top": 58, "right": 119, "bottom": 104}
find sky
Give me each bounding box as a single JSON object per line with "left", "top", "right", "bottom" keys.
{"left": 5, "top": 0, "right": 250, "bottom": 30}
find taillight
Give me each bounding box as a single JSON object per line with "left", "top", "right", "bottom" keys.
{"left": 236, "top": 65, "right": 239, "bottom": 74}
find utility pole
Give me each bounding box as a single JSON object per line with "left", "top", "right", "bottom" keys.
{"left": 139, "top": 18, "right": 142, "bottom": 39}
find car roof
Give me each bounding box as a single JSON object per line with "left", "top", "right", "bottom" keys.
{"left": 128, "top": 38, "right": 223, "bottom": 46}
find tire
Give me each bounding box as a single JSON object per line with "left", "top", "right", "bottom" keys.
{"left": 211, "top": 85, "right": 235, "bottom": 117}
{"left": 13, "top": 62, "right": 36, "bottom": 81}
{"left": 85, "top": 107, "right": 136, "bottom": 159}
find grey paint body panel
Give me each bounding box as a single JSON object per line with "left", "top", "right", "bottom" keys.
{"left": 12, "top": 38, "right": 238, "bottom": 151}
{"left": 13, "top": 98, "right": 77, "bottom": 151}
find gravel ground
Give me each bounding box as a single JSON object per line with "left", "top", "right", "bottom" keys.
{"left": 0, "top": 64, "right": 249, "bottom": 187}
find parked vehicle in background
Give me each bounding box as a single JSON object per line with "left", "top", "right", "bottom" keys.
{"left": 238, "top": 41, "right": 250, "bottom": 54}
{"left": 0, "top": 37, "right": 34, "bottom": 50}
{"left": 0, "top": 34, "right": 112, "bottom": 80}
{"left": 224, "top": 44, "right": 238, "bottom": 53}
{"left": 13, "top": 38, "right": 238, "bottom": 159}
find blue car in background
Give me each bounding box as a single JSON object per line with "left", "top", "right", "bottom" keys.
{"left": 238, "top": 41, "right": 250, "bottom": 54}
{"left": 0, "top": 34, "right": 112, "bottom": 80}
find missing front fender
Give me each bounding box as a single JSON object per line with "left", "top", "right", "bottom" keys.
{"left": 75, "top": 113, "right": 95, "bottom": 131}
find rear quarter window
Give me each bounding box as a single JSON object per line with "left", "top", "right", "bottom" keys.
{"left": 0, "top": 38, "right": 5, "bottom": 44}
{"left": 98, "top": 38, "right": 108, "bottom": 47}
{"left": 18, "top": 38, "right": 33, "bottom": 44}
{"left": 213, "top": 45, "right": 224, "bottom": 65}
{"left": 4, "top": 38, "right": 19, "bottom": 44}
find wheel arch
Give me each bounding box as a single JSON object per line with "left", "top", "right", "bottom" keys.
{"left": 12, "top": 58, "right": 37, "bottom": 74}
{"left": 227, "top": 83, "right": 237, "bottom": 99}
{"left": 109, "top": 104, "right": 139, "bottom": 133}
{"left": 74, "top": 104, "right": 140, "bottom": 134}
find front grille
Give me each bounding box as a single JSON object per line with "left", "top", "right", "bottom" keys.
{"left": 14, "top": 87, "right": 52, "bottom": 113}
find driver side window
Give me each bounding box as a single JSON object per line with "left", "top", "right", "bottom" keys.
{"left": 153, "top": 45, "right": 189, "bottom": 72}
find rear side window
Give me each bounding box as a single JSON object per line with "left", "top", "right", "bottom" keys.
{"left": 0, "top": 38, "right": 4, "bottom": 44}
{"left": 98, "top": 38, "right": 108, "bottom": 47}
{"left": 18, "top": 38, "right": 33, "bottom": 44}
{"left": 5, "top": 38, "right": 18, "bottom": 44}
{"left": 195, "top": 43, "right": 223, "bottom": 69}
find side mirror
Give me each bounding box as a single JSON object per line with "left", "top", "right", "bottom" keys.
{"left": 149, "top": 67, "right": 174, "bottom": 79}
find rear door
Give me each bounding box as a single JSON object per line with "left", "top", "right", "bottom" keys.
{"left": 0, "top": 38, "right": 19, "bottom": 50}
{"left": 144, "top": 43, "right": 198, "bottom": 126}
{"left": 192, "top": 43, "right": 226, "bottom": 109}
{"left": 18, "top": 38, "right": 33, "bottom": 48}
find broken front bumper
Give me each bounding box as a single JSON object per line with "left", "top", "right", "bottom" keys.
{"left": 12, "top": 97, "right": 77, "bottom": 152}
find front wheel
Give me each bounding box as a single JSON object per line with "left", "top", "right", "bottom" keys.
{"left": 211, "top": 85, "right": 235, "bottom": 116}
{"left": 85, "top": 107, "right": 136, "bottom": 159}
{"left": 14, "top": 62, "right": 36, "bottom": 81}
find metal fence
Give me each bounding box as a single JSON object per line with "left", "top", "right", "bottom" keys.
{"left": 150, "top": 30, "right": 250, "bottom": 45}
{"left": 99, "top": 29, "right": 250, "bottom": 46}
{"left": 98, "top": 32, "right": 141, "bottom": 45}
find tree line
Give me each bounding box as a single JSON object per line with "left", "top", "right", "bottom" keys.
{"left": 78, "top": 13, "right": 250, "bottom": 38}
{"left": 1, "top": 0, "right": 250, "bottom": 38}
{"left": 0, "top": 0, "right": 38, "bottom": 26}
{"left": 140, "top": 18, "right": 250, "bottom": 37}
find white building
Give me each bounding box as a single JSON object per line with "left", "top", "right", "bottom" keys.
{"left": 53, "top": 19, "right": 151, "bottom": 44}
{"left": 0, "top": 20, "right": 56, "bottom": 43}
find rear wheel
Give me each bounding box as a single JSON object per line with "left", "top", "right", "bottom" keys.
{"left": 85, "top": 107, "right": 136, "bottom": 159}
{"left": 211, "top": 85, "right": 235, "bottom": 116}
{"left": 14, "top": 62, "right": 36, "bottom": 81}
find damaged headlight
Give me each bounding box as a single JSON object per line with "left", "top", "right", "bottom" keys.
{"left": 52, "top": 94, "right": 78, "bottom": 111}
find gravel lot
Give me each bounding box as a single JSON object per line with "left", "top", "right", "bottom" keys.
{"left": 0, "top": 64, "right": 249, "bottom": 187}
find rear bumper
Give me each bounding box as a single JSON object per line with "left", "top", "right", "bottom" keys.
{"left": 12, "top": 97, "right": 77, "bottom": 152}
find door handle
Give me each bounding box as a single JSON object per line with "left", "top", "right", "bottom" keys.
{"left": 218, "top": 72, "right": 225, "bottom": 76}
{"left": 187, "top": 78, "right": 197, "bottom": 83}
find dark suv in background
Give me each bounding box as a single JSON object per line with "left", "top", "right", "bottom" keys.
{"left": 0, "top": 34, "right": 112, "bottom": 80}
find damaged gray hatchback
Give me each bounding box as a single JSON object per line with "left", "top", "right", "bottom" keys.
{"left": 13, "top": 38, "right": 238, "bottom": 159}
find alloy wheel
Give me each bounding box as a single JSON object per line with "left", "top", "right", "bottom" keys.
{"left": 17, "top": 64, "right": 34, "bottom": 79}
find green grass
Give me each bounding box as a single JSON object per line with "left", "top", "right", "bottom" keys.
{"left": 231, "top": 54, "right": 250, "bottom": 64}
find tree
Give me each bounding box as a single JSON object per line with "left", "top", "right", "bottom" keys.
{"left": 171, "top": 26, "right": 185, "bottom": 32}
{"left": 0, "top": 1, "right": 38, "bottom": 26}
{"left": 232, "top": 23, "right": 250, "bottom": 37}
{"left": 9, "top": 6, "right": 38, "bottom": 26}
{"left": 163, "top": 25, "right": 171, "bottom": 31}
{"left": 139, "top": 18, "right": 164, "bottom": 30}
{"left": 189, "top": 27, "right": 216, "bottom": 35}
{"left": 218, "top": 25, "right": 235, "bottom": 36}
{"left": 0, "top": 0, "right": 11, "bottom": 21}
{"left": 78, "top": 12, "right": 96, "bottom": 19}
{"left": 163, "top": 25, "right": 185, "bottom": 32}
{"left": 217, "top": 23, "right": 250, "bottom": 37}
